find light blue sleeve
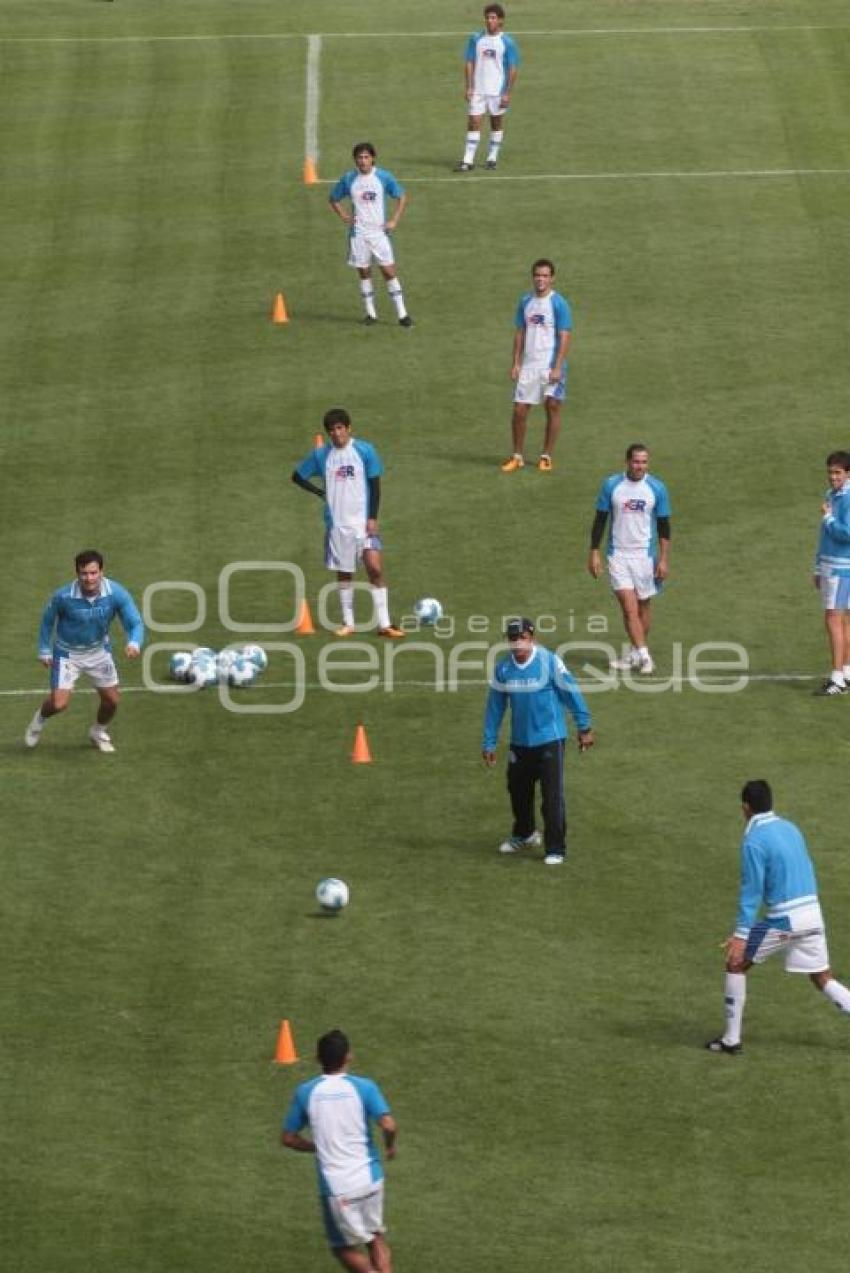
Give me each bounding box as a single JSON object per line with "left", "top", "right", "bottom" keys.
{"left": 596, "top": 475, "right": 618, "bottom": 513}
{"left": 350, "top": 1076, "right": 391, "bottom": 1119}
{"left": 482, "top": 672, "right": 509, "bottom": 751}
{"left": 552, "top": 656, "right": 592, "bottom": 732}
{"left": 295, "top": 447, "right": 326, "bottom": 481}
{"left": 552, "top": 293, "right": 572, "bottom": 333}
{"left": 353, "top": 440, "right": 383, "bottom": 479}
{"left": 734, "top": 838, "right": 765, "bottom": 936}
{"left": 648, "top": 476, "right": 671, "bottom": 518}
{"left": 113, "top": 583, "right": 144, "bottom": 648}
{"left": 464, "top": 32, "right": 478, "bottom": 62}
{"left": 503, "top": 35, "right": 521, "bottom": 68}
{"left": 514, "top": 294, "right": 528, "bottom": 329}
{"left": 328, "top": 171, "right": 354, "bottom": 203}
{"left": 824, "top": 491, "right": 850, "bottom": 543}
{"left": 37, "top": 589, "right": 60, "bottom": 656}
{"left": 282, "top": 1082, "right": 311, "bottom": 1133}
{"left": 377, "top": 168, "right": 405, "bottom": 199}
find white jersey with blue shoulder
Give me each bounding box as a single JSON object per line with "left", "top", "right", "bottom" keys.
{"left": 515, "top": 291, "right": 572, "bottom": 369}
{"left": 328, "top": 168, "right": 404, "bottom": 233}
{"left": 596, "top": 472, "right": 671, "bottom": 557}
{"left": 295, "top": 439, "right": 383, "bottom": 532}
{"left": 283, "top": 1072, "right": 390, "bottom": 1199}
{"left": 465, "top": 30, "right": 521, "bottom": 96}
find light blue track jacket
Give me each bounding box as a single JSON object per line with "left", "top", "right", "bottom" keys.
{"left": 734, "top": 812, "right": 819, "bottom": 939}
{"left": 816, "top": 478, "right": 850, "bottom": 575}
{"left": 38, "top": 578, "right": 144, "bottom": 656}
{"left": 482, "top": 644, "right": 591, "bottom": 750}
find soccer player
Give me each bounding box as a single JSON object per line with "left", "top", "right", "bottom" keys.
{"left": 328, "top": 142, "right": 413, "bottom": 327}
{"left": 706, "top": 780, "right": 850, "bottom": 1055}
{"left": 292, "top": 408, "right": 405, "bottom": 639}
{"left": 501, "top": 259, "right": 572, "bottom": 473}
{"left": 282, "top": 1029, "right": 397, "bottom": 1273}
{"left": 482, "top": 616, "right": 594, "bottom": 866}
{"left": 456, "top": 4, "right": 520, "bottom": 171}
{"left": 812, "top": 449, "right": 850, "bottom": 696}
{"left": 25, "top": 549, "right": 143, "bottom": 753}
{"left": 587, "top": 443, "right": 671, "bottom": 675}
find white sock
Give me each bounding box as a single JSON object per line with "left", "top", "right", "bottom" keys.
{"left": 359, "top": 279, "right": 377, "bottom": 319}
{"left": 339, "top": 586, "right": 355, "bottom": 627}
{"left": 843, "top": 664, "right": 850, "bottom": 680}
{"left": 823, "top": 978, "right": 850, "bottom": 1014}
{"left": 386, "top": 277, "right": 407, "bottom": 319}
{"left": 722, "top": 971, "right": 747, "bottom": 1045}
{"left": 92, "top": 722, "right": 109, "bottom": 737}
{"left": 463, "top": 130, "right": 480, "bottom": 164}
{"left": 486, "top": 129, "right": 504, "bottom": 162}
{"left": 372, "top": 585, "right": 390, "bottom": 629}
{"left": 830, "top": 670, "right": 846, "bottom": 687}
{"left": 637, "top": 646, "right": 650, "bottom": 661}
{"left": 29, "top": 709, "right": 45, "bottom": 731}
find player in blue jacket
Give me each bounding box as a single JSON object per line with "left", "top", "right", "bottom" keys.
{"left": 456, "top": 4, "right": 521, "bottom": 171}
{"left": 706, "top": 780, "right": 850, "bottom": 1054}
{"left": 25, "top": 549, "right": 144, "bottom": 753}
{"left": 328, "top": 142, "right": 413, "bottom": 327}
{"left": 482, "top": 616, "right": 594, "bottom": 865}
{"left": 813, "top": 449, "right": 850, "bottom": 695}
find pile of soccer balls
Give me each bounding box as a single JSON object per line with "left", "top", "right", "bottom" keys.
{"left": 169, "top": 643, "right": 268, "bottom": 688}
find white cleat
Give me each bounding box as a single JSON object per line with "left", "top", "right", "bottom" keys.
{"left": 24, "top": 721, "right": 43, "bottom": 748}
{"left": 89, "top": 727, "right": 116, "bottom": 754}
{"left": 498, "top": 831, "right": 542, "bottom": 854}
{"left": 610, "top": 654, "right": 638, "bottom": 671}
{"left": 637, "top": 657, "right": 655, "bottom": 675}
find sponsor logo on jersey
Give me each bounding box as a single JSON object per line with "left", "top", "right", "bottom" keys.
{"left": 360, "top": 191, "right": 378, "bottom": 202}
{"left": 336, "top": 465, "right": 356, "bottom": 479}
{"left": 624, "top": 499, "right": 647, "bottom": 512}
{"left": 529, "top": 314, "right": 547, "bottom": 326}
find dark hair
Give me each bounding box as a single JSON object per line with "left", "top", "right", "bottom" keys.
{"left": 484, "top": 3, "right": 506, "bottom": 17}
{"left": 826, "top": 451, "right": 850, "bottom": 471}
{"left": 323, "top": 407, "right": 352, "bottom": 431}
{"left": 625, "top": 443, "right": 649, "bottom": 461}
{"left": 75, "top": 549, "right": 104, "bottom": 571}
{"left": 317, "top": 1029, "right": 350, "bottom": 1072}
{"left": 531, "top": 258, "right": 555, "bottom": 275}
{"left": 741, "top": 779, "right": 772, "bottom": 813}
{"left": 352, "top": 141, "right": 376, "bottom": 159}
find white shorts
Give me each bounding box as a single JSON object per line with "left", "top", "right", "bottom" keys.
{"left": 819, "top": 573, "right": 850, "bottom": 611}
{"left": 607, "top": 552, "right": 658, "bottom": 600}
{"left": 322, "top": 1183, "right": 385, "bottom": 1249}
{"left": 347, "top": 229, "right": 395, "bottom": 270}
{"left": 51, "top": 645, "right": 119, "bottom": 692}
{"left": 469, "top": 93, "right": 508, "bottom": 117}
{"left": 325, "top": 527, "right": 382, "bottom": 574}
{"left": 513, "top": 365, "right": 565, "bottom": 406}
{"left": 746, "top": 902, "right": 829, "bottom": 974}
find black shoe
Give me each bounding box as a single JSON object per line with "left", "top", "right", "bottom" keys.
{"left": 454, "top": 161, "right": 474, "bottom": 172}
{"left": 362, "top": 315, "right": 378, "bottom": 325}
{"left": 813, "top": 679, "right": 847, "bottom": 696}
{"left": 399, "top": 316, "right": 414, "bottom": 328}
{"left": 485, "top": 159, "right": 497, "bottom": 170}
{"left": 705, "top": 1037, "right": 742, "bottom": 1055}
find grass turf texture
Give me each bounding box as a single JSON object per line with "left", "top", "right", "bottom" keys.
{"left": 2, "top": 2, "right": 850, "bottom": 1270}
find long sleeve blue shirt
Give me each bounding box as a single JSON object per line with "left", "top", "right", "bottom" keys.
{"left": 38, "top": 577, "right": 144, "bottom": 656}
{"left": 482, "top": 645, "right": 591, "bottom": 750}
{"left": 734, "top": 812, "right": 819, "bottom": 938}
{"left": 816, "top": 479, "right": 850, "bottom": 574}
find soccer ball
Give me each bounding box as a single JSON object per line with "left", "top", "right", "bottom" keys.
{"left": 414, "top": 597, "right": 443, "bottom": 626}
{"left": 217, "top": 648, "right": 240, "bottom": 676}
{"left": 227, "top": 656, "right": 258, "bottom": 688}
{"left": 189, "top": 654, "right": 218, "bottom": 687}
{"left": 241, "top": 643, "right": 268, "bottom": 672}
{"left": 169, "top": 651, "right": 193, "bottom": 682}
{"left": 316, "top": 877, "right": 349, "bottom": 912}
{"left": 191, "top": 646, "right": 217, "bottom": 663}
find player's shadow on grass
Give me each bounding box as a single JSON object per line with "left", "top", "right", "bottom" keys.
{"left": 286, "top": 309, "right": 375, "bottom": 326}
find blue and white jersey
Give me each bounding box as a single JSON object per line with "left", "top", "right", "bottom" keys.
{"left": 328, "top": 168, "right": 404, "bottom": 233}
{"left": 816, "top": 479, "right": 850, "bottom": 576}
{"left": 734, "top": 812, "right": 820, "bottom": 939}
{"left": 295, "top": 439, "right": 383, "bottom": 531}
{"left": 596, "top": 472, "right": 671, "bottom": 557}
{"left": 283, "top": 1072, "right": 390, "bottom": 1199}
{"left": 465, "top": 29, "right": 521, "bottom": 97}
{"left": 482, "top": 644, "right": 591, "bottom": 750}
{"left": 515, "top": 291, "right": 572, "bottom": 369}
{"left": 37, "top": 577, "right": 144, "bottom": 657}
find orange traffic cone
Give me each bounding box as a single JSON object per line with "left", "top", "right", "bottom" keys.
{"left": 303, "top": 157, "right": 319, "bottom": 185}
{"left": 274, "top": 1019, "right": 298, "bottom": 1064}
{"left": 313, "top": 432, "right": 324, "bottom": 448}
{"left": 351, "top": 723, "right": 372, "bottom": 764}
{"left": 271, "top": 292, "right": 289, "bottom": 325}
{"left": 295, "top": 599, "right": 316, "bottom": 636}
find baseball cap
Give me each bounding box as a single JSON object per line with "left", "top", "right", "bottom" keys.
{"left": 505, "top": 616, "right": 535, "bottom": 640}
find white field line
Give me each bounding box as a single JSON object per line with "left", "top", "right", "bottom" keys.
{"left": 0, "top": 26, "right": 848, "bottom": 44}
{"left": 312, "top": 168, "right": 850, "bottom": 185}
{"left": 304, "top": 34, "right": 321, "bottom": 168}
{"left": 0, "top": 674, "right": 823, "bottom": 698}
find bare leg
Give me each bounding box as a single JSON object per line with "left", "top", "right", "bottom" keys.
{"left": 368, "top": 1233, "right": 392, "bottom": 1273}
{"left": 541, "top": 396, "right": 562, "bottom": 456}
{"left": 615, "top": 590, "right": 647, "bottom": 649}
{"left": 510, "top": 402, "right": 531, "bottom": 456}
{"left": 96, "top": 686, "right": 120, "bottom": 726}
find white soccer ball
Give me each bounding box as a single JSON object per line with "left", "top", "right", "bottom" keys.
{"left": 169, "top": 651, "right": 193, "bottom": 682}
{"left": 241, "top": 643, "right": 268, "bottom": 672}
{"left": 217, "top": 648, "right": 240, "bottom": 676}
{"left": 189, "top": 655, "right": 218, "bottom": 687}
{"left": 414, "top": 597, "right": 443, "bottom": 626}
{"left": 191, "top": 646, "right": 217, "bottom": 664}
{"left": 228, "top": 655, "right": 258, "bottom": 688}
{"left": 316, "top": 877, "right": 349, "bottom": 912}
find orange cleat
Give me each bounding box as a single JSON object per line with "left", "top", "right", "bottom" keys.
{"left": 500, "top": 455, "right": 525, "bottom": 473}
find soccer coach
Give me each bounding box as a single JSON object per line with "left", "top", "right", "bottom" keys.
{"left": 482, "top": 617, "right": 594, "bottom": 866}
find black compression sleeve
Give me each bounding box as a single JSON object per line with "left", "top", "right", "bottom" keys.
{"left": 368, "top": 476, "right": 380, "bottom": 521}
{"left": 590, "top": 510, "right": 608, "bottom": 549}
{"left": 292, "top": 471, "right": 325, "bottom": 499}
{"left": 656, "top": 516, "right": 671, "bottom": 541}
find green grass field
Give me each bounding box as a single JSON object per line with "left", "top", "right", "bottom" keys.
{"left": 3, "top": 2, "right": 850, "bottom": 1269}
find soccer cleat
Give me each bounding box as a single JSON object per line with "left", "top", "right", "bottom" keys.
{"left": 500, "top": 455, "right": 524, "bottom": 473}
{"left": 24, "top": 719, "right": 43, "bottom": 749}
{"left": 485, "top": 159, "right": 497, "bottom": 170}
{"left": 334, "top": 625, "right": 356, "bottom": 638}
{"left": 637, "top": 656, "right": 655, "bottom": 675}
{"left": 89, "top": 727, "right": 116, "bottom": 754}
{"left": 813, "top": 679, "right": 847, "bottom": 696}
{"left": 398, "top": 316, "right": 414, "bottom": 328}
{"left": 705, "top": 1037, "right": 742, "bottom": 1055}
{"left": 454, "top": 161, "right": 474, "bottom": 172}
{"left": 361, "top": 315, "right": 378, "bottom": 325}
{"left": 610, "top": 653, "right": 639, "bottom": 671}
{"left": 499, "top": 831, "right": 543, "bottom": 855}
{"left": 537, "top": 455, "right": 553, "bottom": 472}
{"left": 544, "top": 853, "right": 565, "bottom": 866}
{"left": 378, "top": 625, "right": 406, "bottom": 640}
